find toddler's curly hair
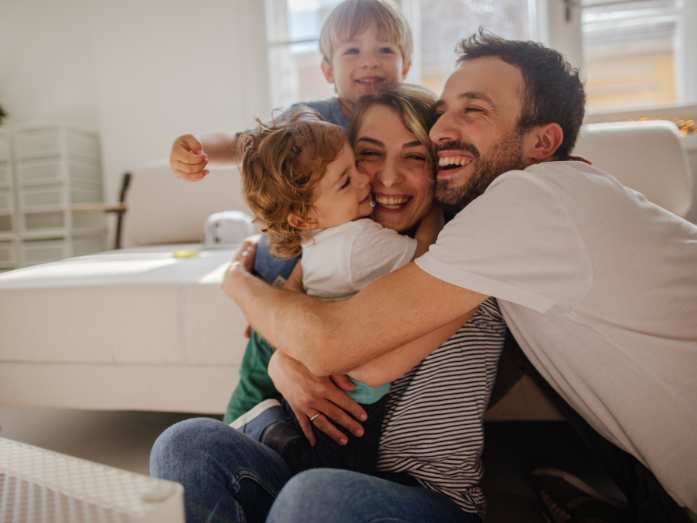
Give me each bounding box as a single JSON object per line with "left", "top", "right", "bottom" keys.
{"left": 239, "top": 108, "right": 348, "bottom": 258}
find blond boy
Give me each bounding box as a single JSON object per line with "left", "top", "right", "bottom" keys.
{"left": 169, "top": 0, "right": 412, "bottom": 181}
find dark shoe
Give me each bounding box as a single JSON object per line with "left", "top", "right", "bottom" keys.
{"left": 261, "top": 421, "right": 302, "bottom": 455}
{"left": 229, "top": 398, "right": 285, "bottom": 441}
{"left": 530, "top": 468, "right": 632, "bottom": 523}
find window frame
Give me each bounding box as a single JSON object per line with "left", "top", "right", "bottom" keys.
{"left": 261, "top": 0, "right": 697, "bottom": 114}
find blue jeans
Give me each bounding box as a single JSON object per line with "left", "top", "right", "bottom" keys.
{"left": 267, "top": 469, "right": 481, "bottom": 523}
{"left": 150, "top": 418, "right": 480, "bottom": 523}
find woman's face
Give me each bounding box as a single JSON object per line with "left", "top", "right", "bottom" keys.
{"left": 354, "top": 105, "right": 434, "bottom": 233}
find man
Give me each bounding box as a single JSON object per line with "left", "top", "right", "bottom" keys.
{"left": 224, "top": 33, "right": 697, "bottom": 523}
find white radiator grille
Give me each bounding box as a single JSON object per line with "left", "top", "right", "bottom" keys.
{"left": 0, "top": 438, "right": 183, "bottom": 523}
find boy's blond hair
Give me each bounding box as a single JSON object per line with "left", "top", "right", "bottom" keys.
{"left": 320, "top": 0, "right": 412, "bottom": 65}
{"left": 239, "top": 109, "right": 347, "bottom": 258}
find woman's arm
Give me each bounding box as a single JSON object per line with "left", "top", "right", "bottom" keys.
{"left": 413, "top": 205, "right": 445, "bottom": 258}
{"left": 348, "top": 307, "right": 478, "bottom": 387}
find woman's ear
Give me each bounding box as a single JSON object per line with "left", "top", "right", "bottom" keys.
{"left": 522, "top": 123, "right": 564, "bottom": 162}
{"left": 287, "top": 210, "right": 318, "bottom": 230}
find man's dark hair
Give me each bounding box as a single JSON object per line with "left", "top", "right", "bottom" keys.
{"left": 456, "top": 30, "right": 586, "bottom": 160}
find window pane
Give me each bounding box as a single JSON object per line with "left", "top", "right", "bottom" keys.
{"left": 582, "top": 0, "right": 682, "bottom": 110}
{"left": 266, "top": 0, "right": 341, "bottom": 108}
{"left": 265, "top": 0, "right": 532, "bottom": 108}
{"left": 268, "top": 43, "right": 335, "bottom": 109}
{"left": 417, "top": 0, "right": 531, "bottom": 95}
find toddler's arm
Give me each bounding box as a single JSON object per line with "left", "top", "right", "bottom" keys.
{"left": 170, "top": 132, "right": 241, "bottom": 181}
{"left": 413, "top": 205, "right": 444, "bottom": 258}
{"left": 347, "top": 307, "right": 478, "bottom": 387}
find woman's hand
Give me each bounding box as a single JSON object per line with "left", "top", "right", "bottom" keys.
{"left": 268, "top": 351, "right": 367, "bottom": 446}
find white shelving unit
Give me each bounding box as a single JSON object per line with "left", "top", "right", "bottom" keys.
{"left": 0, "top": 123, "right": 108, "bottom": 269}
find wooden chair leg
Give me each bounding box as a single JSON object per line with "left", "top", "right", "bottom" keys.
{"left": 114, "top": 173, "right": 132, "bottom": 250}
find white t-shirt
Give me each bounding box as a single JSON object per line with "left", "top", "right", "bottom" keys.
{"left": 416, "top": 161, "right": 697, "bottom": 512}
{"left": 302, "top": 218, "right": 417, "bottom": 299}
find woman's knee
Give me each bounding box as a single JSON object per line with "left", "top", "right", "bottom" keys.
{"left": 267, "top": 470, "right": 364, "bottom": 523}
{"left": 268, "top": 470, "right": 471, "bottom": 523}
{"left": 150, "top": 417, "right": 231, "bottom": 479}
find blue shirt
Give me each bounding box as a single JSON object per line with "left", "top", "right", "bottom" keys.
{"left": 286, "top": 97, "right": 350, "bottom": 130}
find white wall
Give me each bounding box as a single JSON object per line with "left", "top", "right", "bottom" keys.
{"left": 0, "top": 0, "right": 270, "bottom": 246}
{"left": 89, "top": 0, "right": 269, "bottom": 212}
{"left": 0, "top": 0, "right": 100, "bottom": 128}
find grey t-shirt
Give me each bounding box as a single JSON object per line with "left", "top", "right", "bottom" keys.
{"left": 286, "top": 97, "right": 350, "bottom": 130}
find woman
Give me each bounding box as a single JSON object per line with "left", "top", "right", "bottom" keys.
{"left": 151, "top": 84, "right": 505, "bottom": 523}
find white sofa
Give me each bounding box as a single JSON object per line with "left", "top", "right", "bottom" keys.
{"left": 0, "top": 122, "right": 693, "bottom": 417}
{"left": 0, "top": 162, "right": 253, "bottom": 413}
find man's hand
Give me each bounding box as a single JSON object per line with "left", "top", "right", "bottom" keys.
{"left": 170, "top": 134, "right": 209, "bottom": 181}
{"left": 268, "top": 351, "right": 367, "bottom": 446}
{"left": 222, "top": 236, "right": 259, "bottom": 298}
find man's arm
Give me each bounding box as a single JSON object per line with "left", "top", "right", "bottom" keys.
{"left": 285, "top": 258, "right": 475, "bottom": 386}
{"left": 348, "top": 308, "right": 478, "bottom": 387}
{"left": 223, "top": 246, "right": 488, "bottom": 376}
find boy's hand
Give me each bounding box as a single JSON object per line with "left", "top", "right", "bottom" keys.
{"left": 170, "top": 134, "right": 210, "bottom": 181}
{"left": 268, "top": 351, "right": 366, "bottom": 447}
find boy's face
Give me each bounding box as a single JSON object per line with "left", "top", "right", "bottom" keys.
{"left": 304, "top": 141, "right": 374, "bottom": 230}
{"left": 322, "top": 24, "right": 410, "bottom": 105}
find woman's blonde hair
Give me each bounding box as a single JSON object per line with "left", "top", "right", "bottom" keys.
{"left": 349, "top": 83, "right": 438, "bottom": 171}
{"left": 239, "top": 109, "right": 347, "bottom": 258}
{"left": 319, "top": 0, "right": 412, "bottom": 65}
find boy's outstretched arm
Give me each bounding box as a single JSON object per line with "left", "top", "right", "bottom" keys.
{"left": 170, "top": 132, "right": 241, "bottom": 181}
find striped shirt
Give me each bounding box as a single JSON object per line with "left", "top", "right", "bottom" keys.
{"left": 376, "top": 297, "right": 506, "bottom": 519}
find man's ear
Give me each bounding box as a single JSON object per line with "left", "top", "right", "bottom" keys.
{"left": 321, "top": 59, "right": 335, "bottom": 84}
{"left": 401, "top": 60, "right": 411, "bottom": 80}
{"left": 287, "top": 210, "right": 318, "bottom": 230}
{"left": 522, "top": 123, "right": 564, "bottom": 162}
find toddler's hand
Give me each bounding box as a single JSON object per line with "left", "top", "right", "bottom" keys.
{"left": 170, "top": 134, "right": 209, "bottom": 181}
{"left": 568, "top": 155, "right": 592, "bottom": 165}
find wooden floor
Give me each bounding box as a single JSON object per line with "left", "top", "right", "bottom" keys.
{"left": 0, "top": 407, "right": 624, "bottom": 522}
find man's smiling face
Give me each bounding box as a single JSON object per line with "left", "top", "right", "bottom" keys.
{"left": 429, "top": 56, "right": 529, "bottom": 211}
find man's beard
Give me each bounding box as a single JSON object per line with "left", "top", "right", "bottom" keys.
{"left": 435, "top": 130, "right": 526, "bottom": 212}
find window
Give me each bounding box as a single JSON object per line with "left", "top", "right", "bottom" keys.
{"left": 582, "top": 0, "right": 686, "bottom": 111}
{"left": 264, "top": 0, "right": 696, "bottom": 112}
{"left": 404, "top": 0, "right": 534, "bottom": 95}
{"left": 265, "top": 0, "right": 342, "bottom": 109}
{"left": 264, "top": 0, "right": 535, "bottom": 108}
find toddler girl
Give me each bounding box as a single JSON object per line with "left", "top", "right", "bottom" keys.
{"left": 232, "top": 108, "right": 442, "bottom": 475}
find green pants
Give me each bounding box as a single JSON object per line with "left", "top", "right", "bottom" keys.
{"left": 223, "top": 328, "right": 282, "bottom": 424}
